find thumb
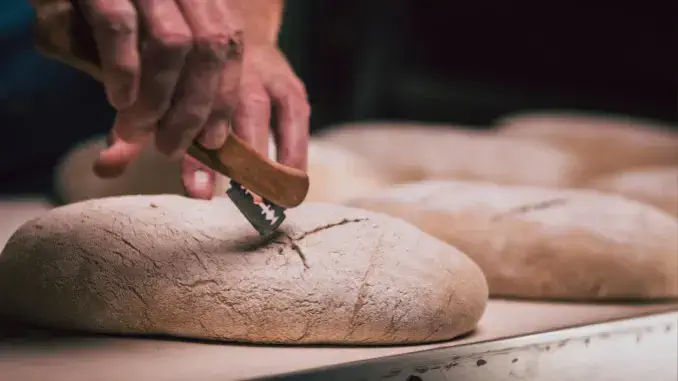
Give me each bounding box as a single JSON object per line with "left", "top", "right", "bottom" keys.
{"left": 181, "top": 155, "right": 217, "bottom": 200}
{"left": 93, "top": 130, "right": 149, "bottom": 178}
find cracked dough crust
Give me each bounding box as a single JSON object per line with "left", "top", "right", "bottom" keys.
{"left": 0, "top": 195, "right": 488, "bottom": 345}
{"left": 348, "top": 180, "right": 678, "bottom": 301}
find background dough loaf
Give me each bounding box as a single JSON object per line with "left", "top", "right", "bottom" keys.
{"left": 0, "top": 198, "right": 53, "bottom": 250}
{"left": 495, "top": 111, "right": 678, "bottom": 183}
{"left": 53, "top": 136, "right": 220, "bottom": 203}
{"left": 0, "top": 195, "right": 488, "bottom": 345}
{"left": 270, "top": 139, "right": 390, "bottom": 203}
{"left": 583, "top": 166, "right": 678, "bottom": 217}
{"left": 348, "top": 180, "right": 678, "bottom": 301}
{"left": 55, "top": 136, "right": 387, "bottom": 204}
{"left": 316, "top": 122, "right": 582, "bottom": 188}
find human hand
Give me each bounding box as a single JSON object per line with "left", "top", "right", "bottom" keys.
{"left": 174, "top": 44, "right": 310, "bottom": 199}
{"left": 80, "top": 0, "right": 239, "bottom": 199}
{"left": 93, "top": 41, "right": 310, "bottom": 199}
{"left": 86, "top": 0, "right": 309, "bottom": 199}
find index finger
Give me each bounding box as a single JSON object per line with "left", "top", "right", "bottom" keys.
{"left": 77, "top": 0, "right": 140, "bottom": 110}
{"left": 93, "top": 130, "right": 150, "bottom": 178}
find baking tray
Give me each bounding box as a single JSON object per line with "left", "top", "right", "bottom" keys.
{"left": 1, "top": 197, "right": 676, "bottom": 381}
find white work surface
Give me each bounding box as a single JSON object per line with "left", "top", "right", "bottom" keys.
{"left": 0, "top": 197, "right": 676, "bottom": 381}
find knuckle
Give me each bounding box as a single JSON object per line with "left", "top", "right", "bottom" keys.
{"left": 109, "top": 61, "right": 139, "bottom": 78}
{"left": 93, "top": 8, "right": 137, "bottom": 36}
{"left": 193, "top": 32, "right": 242, "bottom": 62}
{"left": 279, "top": 84, "right": 311, "bottom": 119}
{"left": 148, "top": 28, "right": 193, "bottom": 57}
{"left": 243, "top": 89, "right": 271, "bottom": 110}
{"left": 168, "top": 108, "right": 210, "bottom": 131}
{"left": 296, "top": 98, "right": 311, "bottom": 119}
{"left": 288, "top": 77, "right": 309, "bottom": 99}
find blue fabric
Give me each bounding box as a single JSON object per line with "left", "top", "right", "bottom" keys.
{"left": 0, "top": 1, "right": 33, "bottom": 37}
{"left": 0, "top": 1, "right": 114, "bottom": 193}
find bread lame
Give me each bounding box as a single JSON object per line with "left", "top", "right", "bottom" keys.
{"left": 31, "top": 0, "right": 310, "bottom": 236}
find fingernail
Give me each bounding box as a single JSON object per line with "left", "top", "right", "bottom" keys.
{"left": 193, "top": 169, "right": 210, "bottom": 191}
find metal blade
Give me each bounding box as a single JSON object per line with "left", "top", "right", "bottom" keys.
{"left": 226, "top": 180, "right": 286, "bottom": 237}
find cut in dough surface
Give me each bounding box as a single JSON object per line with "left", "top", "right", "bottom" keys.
{"left": 584, "top": 166, "right": 678, "bottom": 218}
{"left": 55, "top": 136, "right": 388, "bottom": 204}
{"left": 316, "top": 122, "right": 581, "bottom": 188}
{"left": 495, "top": 111, "right": 678, "bottom": 182}
{"left": 0, "top": 195, "right": 487, "bottom": 345}
{"left": 348, "top": 180, "right": 678, "bottom": 301}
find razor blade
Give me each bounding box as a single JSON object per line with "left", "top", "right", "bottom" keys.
{"left": 227, "top": 180, "right": 286, "bottom": 237}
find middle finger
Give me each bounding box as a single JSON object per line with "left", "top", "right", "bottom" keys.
{"left": 155, "top": 0, "right": 243, "bottom": 157}
{"left": 114, "top": 0, "right": 192, "bottom": 141}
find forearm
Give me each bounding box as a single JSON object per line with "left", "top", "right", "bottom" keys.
{"left": 228, "top": 0, "right": 284, "bottom": 45}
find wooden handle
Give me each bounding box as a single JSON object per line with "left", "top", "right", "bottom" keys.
{"left": 31, "top": 0, "right": 309, "bottom": 208}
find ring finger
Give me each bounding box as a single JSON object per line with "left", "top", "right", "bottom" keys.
{"left": 155, "top": 0, "right": 243, "bottom": 157}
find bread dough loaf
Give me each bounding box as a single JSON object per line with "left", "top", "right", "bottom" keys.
{"left": 54, "top": 136, "right": 230, "bottom": 203}
{"left": 495, "top": 111, "right": 678, "bottom": 182}
{"left": 55, "top": 136, "right": 387, "bottom": 205}
{"left": 269, "top": 139, "right": 390, "bottom": 203}
{"left": 316, "top": 122, "right": 582, "bottom": 188}
{"left": 0, "top": 195, "right": 487, "bottom": 345}
{"left": 584, "top": 166, "right": 678, "bottom": 217}
{"left": 306, "top": 141, "right": 390, "bottom": 202}
{"left": 348, "top": 180, "right": 678, "bottom": 301}
{"left": 0, "top": 199, "right": 53, "bottom": 250}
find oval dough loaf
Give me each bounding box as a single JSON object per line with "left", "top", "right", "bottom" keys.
{"left": 584, "top": 166, "right": 678, "bottom": 217}
{"left": 53, "top": 135, "right": 228, "bottom": 203}
{"left": 316, "top": 122, "right": 582, "bottom": 188}
{"left": 0, "top": 195, "right": 487, "bottom": 345}
{"left": 495, "top": 111, "right": 678, "bottom": 182}
{"left": 270, "top": 139, "right": 391, "bottom": 203}
{"left": 55, "top": 136, "right": 387, "bottom": 204}
{"left": 0, "top": 199, "right": 53, "bottom": 250}
{"left": 348, "top": 180, "right": 678, "bottom": 301}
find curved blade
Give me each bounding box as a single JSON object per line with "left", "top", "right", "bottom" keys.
{"left": 226, "top": 180, "right": 286, "bottom": 237}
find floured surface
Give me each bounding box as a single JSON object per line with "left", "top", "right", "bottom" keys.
{"left": 0, "top": 195, "right": 487, "bottom": 345}
{"left": 0, "top": 300, "right": 675, "bottom": 381}
{"left": 348, "top": 180, "right": 678, "bottom": 300}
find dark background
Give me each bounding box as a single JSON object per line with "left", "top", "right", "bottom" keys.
{"left": 1, "top": 0, "right": 676, "bottom": 195}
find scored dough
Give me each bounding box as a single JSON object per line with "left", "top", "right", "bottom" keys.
{"left": 316, "top": 122, "right": 582, "bottom": 188}
{"left": 495, "top": 111, "right": 678, "bottom": 183}
{"left": 348, "top": 180, "right": 678, "bottom": 301}
{"left": 55, "top": 136, "right": 388, "bottom": 204}
{"left": 0, "top": 195, "right": 488, "bottom": 345}
{"left": 584, "top": 166, "right": 678, "bottom": 218}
